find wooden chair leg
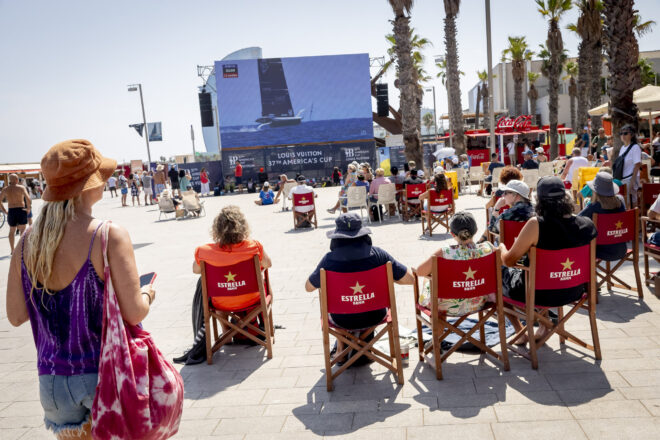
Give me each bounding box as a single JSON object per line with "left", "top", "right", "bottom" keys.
{"left": 205, "top": 315, "right": 213, "bottom": 365}
{"left": 416, "top": 314, "right": 424, "bottom": 362}
{"left": 495, "top": 303, "right": 510, "bottom": 371}
{"left": 589, "top": 300, "right": 602, "bottom": 360}
{"left": 558, "top": 307, "right": 566, "bottom": 344}
{"left": 432, "top": 321, "right": 443, "bottom": 380}
{"left": 606, "top": 260, "right": 612, "bottom": 291}
{"left": 261, "top": 308, "right": 274, "bottom": 359}
{"left": 633, "top": 255, "right": 644, "bottom": 299}
{"left": 478, "top": 310, "right": 485, "bottom": 346}
{"left": 527, "top": 310, "right": 538, "bottom": 370}
{"left": 644, "top": 252, "right": 650, "bottom": 286}
{"left": 212, "top": 317, "right": 219, "bottom": 343}
{"left": 323, "top": 330, "right": 334, "bottom": 392}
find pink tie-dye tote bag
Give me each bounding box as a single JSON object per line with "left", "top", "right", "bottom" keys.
{"left": 92, "top": 222, "right": 183, "bottom": 439}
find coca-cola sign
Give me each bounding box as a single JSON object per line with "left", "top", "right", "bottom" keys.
{"left": 496, "top": 115, "right": 533, "bottom": 132}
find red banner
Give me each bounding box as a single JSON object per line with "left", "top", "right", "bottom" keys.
{"left": 435, "top": 253, "right": 497, "bottom": 299}
{"left": 534, "top": 245, "right": 590, "bottom": 290}
{"left": 204, "top": 258, "right": 260, "bottom": 298}
{"left": 496, "top": 115, "right": 533, "bottom": 132}
{"left": 468, "top": 148, "right": 489, "bottom": 166}
{"left": 324, "top": 265, "right": 391, "bottom": 314}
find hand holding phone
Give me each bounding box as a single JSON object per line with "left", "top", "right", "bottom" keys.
{"left": 139, "top": 272, "right": 157, "bottom": 287}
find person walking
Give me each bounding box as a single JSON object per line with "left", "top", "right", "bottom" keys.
{"left": 0, "top": 173, "right": 32, "bottom": 254}
{"left": 234, "top": 160, "right": 244, "bottom": 193}
{"left": 200, "top": 167, "right": 210, "bottom": 196}
{"left": 107, "top": 174, "right": 117, "bottom": 197}
{"left": 142, "top": 170, "right": 154, "bottom": 205}
{"left": 117, "top": 170, "right": 128, "bottom": 206}
{"left": 168, "top": 165, "right": 180, "bottom": 198}
{"left": 5, "top": 139, "right": 155, "bottom": 438}
{"left": 129, "top": 173, "right": 141, "bottom": 206}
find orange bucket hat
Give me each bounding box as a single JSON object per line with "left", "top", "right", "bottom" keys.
{"left": 41, "top": 139, "right": 117, "bottom": 202}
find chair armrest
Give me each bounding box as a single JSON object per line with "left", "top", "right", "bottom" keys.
{"left": 642, "top": 216, "right": 660, "bottom": 225}
{"left": 412, "top": 269, "right": 420, "bottom": 303}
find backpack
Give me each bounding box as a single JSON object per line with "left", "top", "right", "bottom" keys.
{"left": 612, "top": 144, "right": 636, "bottom": 180}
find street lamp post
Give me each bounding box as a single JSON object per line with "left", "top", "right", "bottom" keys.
{"left": 485, "top": 0, "right": 496, "bottom": 155}
{"left": 425, "top": 87, "right": 438, "bottom": 139}
{"left": 127, "top": 84, "right": 152, "bottom": 166}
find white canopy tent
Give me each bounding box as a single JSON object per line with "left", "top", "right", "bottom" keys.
{"left": 588, "top": 85, "right": 660, "bottom": 139}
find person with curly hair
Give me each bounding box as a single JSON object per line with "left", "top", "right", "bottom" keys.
{"left": 175, "top": 206, "right": 272, "bottom": 365}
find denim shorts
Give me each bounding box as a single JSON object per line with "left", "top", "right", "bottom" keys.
{"left": 39, "top": 373, "right": 98, "bottom": 435}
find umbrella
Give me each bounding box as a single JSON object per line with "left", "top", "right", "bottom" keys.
{"left": 432, "top": 147, "right": 456, "bottom": 161}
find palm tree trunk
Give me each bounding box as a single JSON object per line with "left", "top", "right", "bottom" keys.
{"left": 570, "top": 95, "right": 576, "bottom": 133}
{"left": 588, "top": 40, "right": 603, "bottom": 130}
{"left": 512, "top": 61, "right": 525, "bottom": 117}
{"left": 391, "top": 11, "right": 423, "bottom": 167}
{"left": 444, "top": 1, "right": 466, "bottom": 154}
{"left": 528, "top": 84, "right": 538, "bottom": 126}
{"left": 481, "top": 84, "right": 490, "bottom": 129}
{"left": 475, "top": 85, "right": 481, "bottom": 129}
{"left": 547, "top": 19, "right": 563, "bottom": 159}
{"left": 576, "top": 41, "right": 590, "bottom": 130}
{"left": 603, "top": 0, "right": 639, "bottom": 155}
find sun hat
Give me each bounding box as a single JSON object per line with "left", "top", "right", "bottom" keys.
{"left": 41, "top": 139, "right": 116, "bottom": 202}
{"left": 327, "top": 212, "right": 372, "bottom": 239}
{"left": 500, "top": 179, "right": 530, "bottom": 200}
{"left": 263, "top": 181, "right": 270, "bottom": 187}
{"left": 417, "top": 169, "right": 425, "bottom": 178}
{"left": 433, "top": 166, "right": 445, "bottom": 175}
{"left": 535, "top": 147, "right": 545, "bottom": 153}
{"left": 449, "top": 211, "right": 477, "bottom": 236}
{"left": 587, "top": 172, "right": 618, "bottom": 197}
{"left": 296, "top": 175, "right": 306, "bottom": 182}
{"left": 451, "top": 157, "right": 459, "bottom": 164}
{"left": 536, "top": 176, "right": 566, "bottom": 200}
{"left": 523, "top": 149, "right": 533, "bottom": 156}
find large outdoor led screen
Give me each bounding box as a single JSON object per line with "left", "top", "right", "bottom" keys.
{"left": 215, "top": 53, "right": 373, "bottom": 149}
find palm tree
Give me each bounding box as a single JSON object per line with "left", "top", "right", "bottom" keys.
{"left": 387, "top": 0, "right": 423, "bottom": 167}
{"left": 443, "top": 0, "right": 466, "bottom": 154}
{"left": 422, "top": 112, "right": 435, "bottom": 135}
{"left": 639, "top": 58, "right": 658, "bottom": 86}
{"left": 478, "top": 70, "right": 492, "bottom": 130}
{"left": 536, "top": 0, "right": 572, "bottom": 160}
{"left": 567, "top": 0, "right": 603, "bottom": 131}
{"left": 501, "top": 36, "right": 533, "bottom": 117}
{"left": 563, "top": 62, "right": 579, "bottom": 131}
{"left": 631, "top": 14, "right": 657, "bottom": 89}
{"left": 436, "top": 58, "right": 464, "bottom": 135}
{"left": 603, "top": 0, "right": 640, "bottom": 152}
{"left": 527, "top": 71, "right": 541, "bottom": 125}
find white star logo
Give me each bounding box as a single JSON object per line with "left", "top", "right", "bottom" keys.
{"left": 463, "top": 267, "right": 477, "bottom": 280}
{"left": 561, "top": 258, "right": 574, "bottom": 271}
{"left": 225, "top": 272, "right": 237, "bottom": 282}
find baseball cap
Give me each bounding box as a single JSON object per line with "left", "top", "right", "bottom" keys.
{"left": 501, "top": 179, "right": 530, "bottom": 200}
{"left": 536, "top": 176, "right": 566, "bottom": 199}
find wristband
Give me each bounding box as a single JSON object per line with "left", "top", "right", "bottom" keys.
{"left": 142, "top": 291, "right": 153, "bottom": 305}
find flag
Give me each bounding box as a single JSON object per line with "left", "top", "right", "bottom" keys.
{"left": 148, "top": 122, "right": 162, "bottom": 141}
{"left": 129, "top": 123, "right": 144, "bottom": 137}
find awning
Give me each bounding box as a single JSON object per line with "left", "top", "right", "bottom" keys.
{"left": 588, "top": 85, "right": 660, "bottom": 116}
{"left": 0, "top": 163, "right": 41, "bottom": 174}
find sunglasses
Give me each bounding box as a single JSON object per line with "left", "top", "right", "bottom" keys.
{"left": 619, "top": 131, "right": 632, "bottom": 136}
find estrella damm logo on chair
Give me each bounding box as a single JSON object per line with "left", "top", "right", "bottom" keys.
{"left": 452, "top": 267, "right": 486, "bottom": 291}
{"left": 217, "top": 271, "right": 247, "bottom": 291}
{"left": 549, "top": 258, "right": 581, "bottom": 281}
{"left": 299, "top": 196, "right": 309, "bottom": 205}
{"left": 606, "top": 220, "right": 628, "bottom": 239}
{"left": 341, "top": 281, "right": 375, "bottom": 306}
{"left": 411, "top": 189, "right": 422, "bottom": 196}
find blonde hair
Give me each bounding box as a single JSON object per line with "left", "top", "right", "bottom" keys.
{"left": 24, "top": 197, "right": 79, "bottom": 297}
{"left": 591, "top": 192, "right": 622, "bottom": 210}
{"left": 212, "top": 205, "right": 250, "bottom": 247}
{"left": 375, "top": 168, "right": 385, "bottom": 177}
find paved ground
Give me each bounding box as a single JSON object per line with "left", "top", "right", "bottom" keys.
{"left": 1, "top": 185, "right": 659, "bottom": 439}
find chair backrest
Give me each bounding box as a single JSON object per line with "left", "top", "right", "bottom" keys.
{"left": 432, "top": 250, "right": 500, "bottom": 301}
{"left": 642, "top": 183, "right": 660, "bottom": 213}
{"left": 158, "top": 196, "right": 175, "bottom": 212}
{"left": 470, "top": 166, "right": 484, "bottom": 178}
{"left": 428, "top": 189, "right": 454, "bottom": 209}
{"left": 292, "top": 190, "right": 315, "bottom": 208}
{"left": 182, "top": 191, "right": 200, "bottom": 210}
{"left": 538, "top": 162, "right": 553, "bottom": 177}
{"left": 531, "top": 243, "right": 592, "bottom": 291}
{"left": 500, "top": 219, "right": 527, "bottom": 249}
{"left": 405, "top": 183, "right": 426, "bottom": 200}
{"left": 346, "top": 185, "right": 367, "bottom": 208}
{"left": 492, "top": 166, "right": 503, "bottom": 183}
{"left": 522, "top": 169, "right": 539, "bottom": 189}
{"left": 321, "top": 263, "right": 393, "bottom": 315}
{"left": 201, "top": 255, "right": 261, "bottom": 299}
{"left": 593, "top": 208, "right": 638, "bottom": 246}
{"left": 376, "top": 183, "right": 396, "bottom": 204}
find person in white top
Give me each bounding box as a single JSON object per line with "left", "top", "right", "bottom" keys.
{"left": 616, "top": 124, "right": 642, "bottom": 205}
{"left": 560, "top": 148, "right": 589, "bottom": 188}
{"left": 288, "top": 175, "right": 315, "bottom": 213}
{"left": 107, "top": 175, "right": 117, "bottom": 198}
{"left": 506, "top": 139, "right": 516, "bottom": 165}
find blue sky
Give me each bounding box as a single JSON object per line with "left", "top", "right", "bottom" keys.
{"left": 215, "top": 54, "right": 372, "bottom": 127}
{"left": 0, "top": 0, "right": 658, "bottom": 163}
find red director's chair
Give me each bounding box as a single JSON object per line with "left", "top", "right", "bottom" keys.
{"left": 421, "top": 189, "right": 454, "bottom": 237}
{"left": 593, "top": 209, "right": 643, "bottom": 298}
{"left": 402, "top": 183, "right": 426, "bottom": 221}
{"left": 640, "top": 183, "right": 660, "bottom": 218}
{"left": 503, "top": 241, "right": 600, "bottom": 369}
{"left": 319, "top": 262, "right": 404, "bottom": 391}
{"left": 413, "top": 250, "right": 510, "bottom": 380}
{"left": 292, "top": 191, "right": 318, "bottom": 229}
{"left": 201, "top": 255, "right": 275, "bottom": 364}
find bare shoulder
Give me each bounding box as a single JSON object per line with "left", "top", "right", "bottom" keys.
{"left": 107, "top": 222, "right": 132, "bottom": 247}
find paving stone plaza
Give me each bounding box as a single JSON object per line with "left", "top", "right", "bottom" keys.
{"left": 1, "top": 186, "right": 659, "bottom": 439}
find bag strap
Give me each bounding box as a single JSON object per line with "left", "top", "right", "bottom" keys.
{"left": 101, "top": 221, "right": 112, "bottom": 271}
{"left": 617, "top": 144, "right": 636, "bottom": 179}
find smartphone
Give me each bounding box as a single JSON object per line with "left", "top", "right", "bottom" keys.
{"left": 139, "top": 272, "right": 157, "bottom": 287}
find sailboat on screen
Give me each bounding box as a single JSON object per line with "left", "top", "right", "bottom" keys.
{"left": 256, "top": 58, "right": 304, "bottom": 129}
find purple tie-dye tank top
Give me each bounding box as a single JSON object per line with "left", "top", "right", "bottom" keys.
{"left": 22, "top": 223, "right": 104, "bottom": 376}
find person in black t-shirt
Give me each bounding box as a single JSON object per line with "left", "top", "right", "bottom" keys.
{"left": 520, "top": 150, "right": 539, "bottom": 170}
{"left": 168, "top": 165, "right": 180, "bottom": 197}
